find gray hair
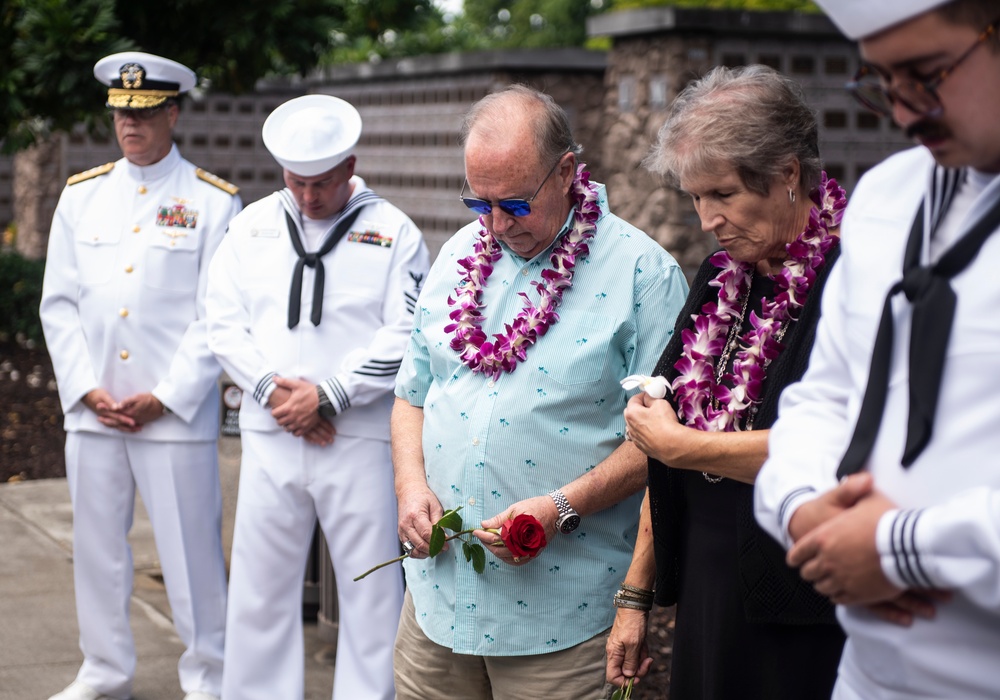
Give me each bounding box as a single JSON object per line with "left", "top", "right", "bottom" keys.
{"left": 645, "top": 65, "right": 821, "bottom": 196}
{"left": 460, "top": 84, "right": 583, "bottom": 166}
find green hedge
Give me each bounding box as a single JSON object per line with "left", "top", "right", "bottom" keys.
{"left": 0, "top": 250, "right": 46, "bottom": 346}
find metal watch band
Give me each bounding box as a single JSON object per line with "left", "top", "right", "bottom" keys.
{"left": 548, "top": 489, "right": 573, "bottom": 517}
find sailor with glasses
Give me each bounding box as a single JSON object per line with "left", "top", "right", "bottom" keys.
{"left": 754, "top": 1, "right": 1000, "bottom": 697}
{"left": 391, "top": 84, "right": 688, "bottom": 699}
{"left": 40, "top": 52, "right": 241, "bottom": 700}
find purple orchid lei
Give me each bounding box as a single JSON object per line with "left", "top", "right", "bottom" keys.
{"left": 444, "top": 164, "right": 601, "bottom": 380}
{"left": 672, "top": 172, "right": 847, "bottom": 432}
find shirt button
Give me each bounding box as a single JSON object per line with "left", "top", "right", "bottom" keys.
{"left": 487, "top": 381, "right": 495, "bottom": 388}
{"left": 468, "top": 497, "right": 476, "bottom": 506}
{"left": 125, "top": 265, "right": 134, "bottom": 273}
{"left": 521, "top": 269, "right": 529, "bottom": 276}
{"left": 120, "top": 350, "right": 129, "bottom": 360}
{"left": 132, "top": 225, "right": 141, "bottom": 233}
{"left": 138, "top": 185, "right": 147, "bottom": 194}
{"left": 119, "top": 308, "right": 128, "bottom": 317}
{"left": 472, "top": 437, "right": 479, "bottom": 446}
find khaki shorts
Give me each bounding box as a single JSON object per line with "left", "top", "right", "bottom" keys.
{"left": 394, "top": 589, "right": 614, "bottom": 699}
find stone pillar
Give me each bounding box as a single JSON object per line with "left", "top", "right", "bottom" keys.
{"left": 12, "top": 135, "right": 63, "bottom": 261}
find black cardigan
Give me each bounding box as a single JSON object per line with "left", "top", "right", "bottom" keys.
{"left": 648, "top": 243, "right": 841, "bottom": 625}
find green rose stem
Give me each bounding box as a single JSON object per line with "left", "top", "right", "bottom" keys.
{"left": 611, "top": 677, "right": 635, "bottom": 700}
{"left": 353, "top": 506, "right": 502, "bottom": 582}
{"left": 352, "top": 529, "right": 496, "bottom": 581}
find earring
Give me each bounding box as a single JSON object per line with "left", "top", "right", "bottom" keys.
{"left": 788, "top": 189, "right": 796, "bottom": 204}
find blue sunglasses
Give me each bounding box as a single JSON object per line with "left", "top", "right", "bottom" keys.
{"left": 460, "top": 154, "right": 566, "bottom": 218}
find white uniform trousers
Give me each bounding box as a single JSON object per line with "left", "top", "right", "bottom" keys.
{"left": 222, "top": 430, "right": 403, "bottom": 700}
{"left": 65, "top": 432, "right": 228, "bottom": 698}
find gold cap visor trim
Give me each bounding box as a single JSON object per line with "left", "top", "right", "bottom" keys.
{"left": 107, "top": 88, "right": 179, "bottom": 109}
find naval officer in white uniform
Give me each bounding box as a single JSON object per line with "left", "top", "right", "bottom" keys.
{"left": 41, "top": 52, "right": 241, "bottom": 700}
{"left": 754, "top": 1, "right": 1000, "bottom": 698}
{"left": 207, "top": 94, "right": 429, "bottom": 700}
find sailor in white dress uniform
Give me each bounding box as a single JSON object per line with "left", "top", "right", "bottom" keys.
{"left": 207, "top": 94, "right": 430, "bottom": 700}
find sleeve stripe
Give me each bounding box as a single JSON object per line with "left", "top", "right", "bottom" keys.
{"left": 366, "top": 358, "right": 403, "bottom": 366}
{"left": 362, "top": 365, "right": 399, "bottom": 372}
{"left": 354, "top": 369, "right": 402, "bottom": 377}
{"left": 890, "top": 509, "right": 933, "bottom": 589}
{"left": 254, "top": 372, "right": 277, "bottom": 405}
{"left": 778, "top": 486, "right": 816, "bottom": 527}
{"left": 321, "top": 377, "right": 350, "bottom": 412}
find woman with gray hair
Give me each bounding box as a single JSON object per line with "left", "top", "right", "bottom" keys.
{"left": 606, "top": 65, "right": 846, "bottom": 698}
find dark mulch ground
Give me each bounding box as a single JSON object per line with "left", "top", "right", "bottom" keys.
{"left": 0, "top": 340, "right": 65, "bottom": 482}
{"left": 0, "top": 339, "right": 675, "bottom": 695}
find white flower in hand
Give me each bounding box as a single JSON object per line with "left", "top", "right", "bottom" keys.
{"left": 620, "top": 374, "right": 669, "bottom": 399}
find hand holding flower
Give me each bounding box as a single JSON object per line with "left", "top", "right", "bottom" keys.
{"left": 623, "top": 391, "right": 689, "bottom": 464}
{"left": 355, "top": 506, "right": 549, "bottom": 580}
{"left": 620, "top": 374, "right": 669, "bottom": 399}
{"left": 477, "top": 495, "right": 555, "bottom": 566}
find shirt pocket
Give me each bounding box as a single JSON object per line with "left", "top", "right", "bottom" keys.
{"left": 73, "top": 227, "right": 121, "bottom": 286}
{"left": 143, "top": 234, "right": 200, "bottom": 293}
{"left": 539, "top": 311, "right": 617, "bottom": 386}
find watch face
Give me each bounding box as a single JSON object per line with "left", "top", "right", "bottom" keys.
{"left": 559, "top": 514, "right": 581, "bottom": 534}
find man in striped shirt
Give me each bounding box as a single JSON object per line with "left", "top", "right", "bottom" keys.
{"left": 391, "top": 85, "right": 688, "bottom": 699}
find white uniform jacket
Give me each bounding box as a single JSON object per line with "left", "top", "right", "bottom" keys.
{"left": 206, "top": 177, "right": 430, "bottom": 441}
{"left": 756, "top": 147, "right": 1000, "bottom": 698}
{"left": 41, "top": 144, "right": 242, "bottom": 441}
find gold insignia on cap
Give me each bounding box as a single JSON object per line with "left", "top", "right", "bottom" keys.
{"left": 195, "top": 168, "right": 239, "bottom": 196}
{"left": 67, "top": 162, "right": 115, "bottom": 186}
{"left": 120, "top": 63, "right": 145, "bottom": 89}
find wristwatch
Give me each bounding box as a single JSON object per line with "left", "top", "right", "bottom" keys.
{"left": 316, "top": 385, "right": 337, "bottom": 419}
{"left": 548, "top": 489, "right": 581, "bottom": 534}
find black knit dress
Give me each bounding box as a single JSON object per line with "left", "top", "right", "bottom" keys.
{"left": 648, "top": 244, "right": 844, "bottom": 700}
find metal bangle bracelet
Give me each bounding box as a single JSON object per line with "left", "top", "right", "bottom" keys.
{"left": 613, "top": 595, "right": 652, "bottom": 611}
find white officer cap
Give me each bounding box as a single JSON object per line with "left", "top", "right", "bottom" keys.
{"left": 262, "top": 94, "right": 362, "bottom": 177}
{"left": 94, "top": 51, "right": 196, "bottom": 109}
{"left": 815, "top": 0, "right": 952, "bottom": 40}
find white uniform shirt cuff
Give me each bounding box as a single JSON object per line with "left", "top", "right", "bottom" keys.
{"left": 876, "top": 508, "right": 935, "bottom": 590}
{"left": 778, "top": 487, "right": 820, "bottom": 549}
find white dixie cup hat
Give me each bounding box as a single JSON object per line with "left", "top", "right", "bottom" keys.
{"left": 813, "top": 0, "right": 953, "bottom": 40}
{"left": 262, "top": 94, "right": 363, "bottom": 177}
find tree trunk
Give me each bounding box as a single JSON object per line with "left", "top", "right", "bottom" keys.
{"left": 13, "top": 134, "right": 63, "bottom": 261}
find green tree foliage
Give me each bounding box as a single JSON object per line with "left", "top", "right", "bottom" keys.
{"left": 0, "top": 249, "right": 46, "bottom": 343}
{"left": 1, "top": 0, "right": 132, "bottom": 153}
{"left": 320, "top": 0, "right": 817, "bottom": 65}
{"left": 0, "top": 0, "right": 436, "bottom": 153}
{"left": 613, "top": 0, "right": 817, "bottom": 10}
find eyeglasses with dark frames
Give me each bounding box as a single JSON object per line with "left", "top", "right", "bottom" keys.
{"left": 460, "top": 153, "right": 568, "bottom": 218}
{"left": 847, "top": 19, "right": 998, "bottom": 118}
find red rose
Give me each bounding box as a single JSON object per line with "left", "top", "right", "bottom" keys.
{"left": 500, "top": 513, "right": 548, "bottom": 558}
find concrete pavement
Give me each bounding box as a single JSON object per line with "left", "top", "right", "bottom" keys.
{"left": 0, "top": 436, "right": 337, "bottom": 700}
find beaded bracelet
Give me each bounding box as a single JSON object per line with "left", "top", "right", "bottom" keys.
{"left": 613, "top": 593, "right": 652, "bottom": 611}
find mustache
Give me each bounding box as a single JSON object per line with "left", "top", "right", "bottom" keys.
{"left": 906, "top": 119, "right": 949, "bottom": 141}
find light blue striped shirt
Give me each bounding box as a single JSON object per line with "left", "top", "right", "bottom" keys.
{"left": 395, "top": 184, "right": 688, "bottom": 655}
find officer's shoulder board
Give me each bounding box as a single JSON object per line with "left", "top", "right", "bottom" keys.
{"left": 67, "top": 162, "right": 115, "bottom": 186}
{"left": 196, "top": 168, "right": 239, "bottom": 196}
